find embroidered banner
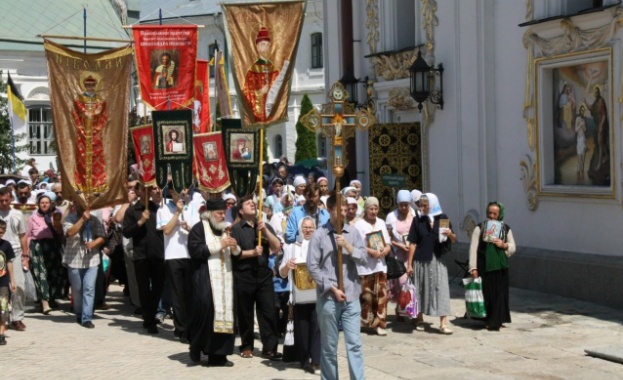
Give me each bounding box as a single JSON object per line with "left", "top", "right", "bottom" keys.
{"left": 222, "top": 118, "right": 259, "bottom": 196}
{"left": 130, "top": 124, "right": 157, "bottom": 187}
{"left": 44, "top": 39, "right": 132, "bottom": 209}
{"left": 132, "top": 25, "right": 198, "bottom": 111}
{"left": 214, "top": 50, "right": 233, "bottom": 120}
{"left": 194, "top": 59, "right": 211, "bottom": 133}
{"left": 152, "top": 110, "right": 194, "bottom": 191}
{"left": 222, "top": 1, "right": 306, "bottom": 127}
{"left": 193, "top": 132, "right": 230, "bottom": 193}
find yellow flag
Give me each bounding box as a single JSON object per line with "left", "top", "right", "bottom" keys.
{"left": 7, "top": 73, "right": 27, "bottom": 121}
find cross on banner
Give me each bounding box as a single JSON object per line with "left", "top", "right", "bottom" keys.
{"left": 300, "top": 81, "right": 376, "bottom": 290}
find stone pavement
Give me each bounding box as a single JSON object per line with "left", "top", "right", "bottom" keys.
{"left": 2, "top": 281, "right": 622, "bottom": 380}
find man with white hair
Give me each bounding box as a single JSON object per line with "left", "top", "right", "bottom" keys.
{"left": 187, "top": 198, "right": 239, "bottom": 366}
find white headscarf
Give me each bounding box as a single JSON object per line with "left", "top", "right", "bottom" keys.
{"left": 424, "top": 193, "right": 442, "bottom": 222}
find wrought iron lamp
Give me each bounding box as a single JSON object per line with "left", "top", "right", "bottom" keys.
{"left": 339, "top": 70, "right": 365, "bottom": 106}
{"left": 409, "top": 50, "right": 444, "bottom": 112}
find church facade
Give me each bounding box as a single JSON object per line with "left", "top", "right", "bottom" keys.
{"left": 324, "top": 0, "right": 623, "bottom": 309}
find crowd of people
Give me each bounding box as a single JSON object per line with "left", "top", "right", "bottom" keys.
{"left": 0, "top": 157, "right": 516, "bottom": 379}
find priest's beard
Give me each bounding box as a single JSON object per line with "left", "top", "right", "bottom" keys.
{"left": 201, "top": 211, "right": 227, "bottom": 232}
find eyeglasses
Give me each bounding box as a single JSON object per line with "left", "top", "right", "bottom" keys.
{"left": 302, "top": 226, "right": 315, "bottom": 230}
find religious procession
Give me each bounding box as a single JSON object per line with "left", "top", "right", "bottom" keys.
{"left": 8, "top": 0, "right": 623, "bottom": 379}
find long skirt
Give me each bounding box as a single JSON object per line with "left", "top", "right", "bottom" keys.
{"left": 29, "top": 238, "right": 67, "bottom": 302}
{"left": 414, "top": 254, "right": 451, "bottom": 317}
{"left": 482, "top": 268, "right": 511, "bottom": 329}
{"left": 360, "top": 272, "right": 388, "bottom": 329}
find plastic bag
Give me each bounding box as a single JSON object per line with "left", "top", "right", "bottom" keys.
{"left": 463, "top": 276, "right": 487, "bottom": 318}
{"left": 396, "top": 276, "right": 418, "bottom": 318}
{"left": 23, "top": 270, "right": 38, "bottom": 302}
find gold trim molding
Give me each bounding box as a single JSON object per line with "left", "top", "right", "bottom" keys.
{"left": 366, "top": 0, "right": 379, "bottom": 55}
{"left": 520, "top": 154, "right": 538, "bottom": 211}
{"left": 421, "top": 0, "right": 438, "bottom": 63}
{"left": 370, "top": 48, "right": 419, "bottom": 81}
{"left": 388, "top": 87, "right": 416, "bottom": 111}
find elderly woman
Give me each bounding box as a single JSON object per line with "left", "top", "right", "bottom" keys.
{"left": 406, "top": 193, "right": 457, "bottom": 335}
{"left": 26, "top": 192, "right": 66, "bottom": 314}
{"left": 468, "top": 201, "right": 516, "bottom": 331}
{"left": 354, "top": 197, "right": 392, "bottom": 336}
{"left": 279, "top": 216, "right": 320, "bottom": 375}
{"left": 269, "top": 193, "right": 294, "bottom": 240}
{"left": 349, "top": 180, "right": 365, "bottom": 217}
{"left": 385, "top": 190, "right": 416, "bottom": 318}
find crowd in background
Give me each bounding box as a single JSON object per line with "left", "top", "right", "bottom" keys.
{"left": 0, "top": 156, "right": 516, "bottom": 378}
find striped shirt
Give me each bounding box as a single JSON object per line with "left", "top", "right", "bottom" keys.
{"left": 307, "top": 221, "right": 367, "bottom": 301}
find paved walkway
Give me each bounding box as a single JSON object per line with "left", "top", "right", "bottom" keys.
{"left": 2, "top": 282, "right": 622, "bottom": 379}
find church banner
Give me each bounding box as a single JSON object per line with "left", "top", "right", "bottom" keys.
{"left": 193, "top": 132, "right": 230, "bottom": 193}
{"left": 194, "top": 59, "right": 211, "bottom": 133}
{"left": 132, "top": 25, "right": 198, "bottom": 111}
{"left": 152, "top": 110, "right": 194, "bottom": 191}
{"left": 222, "top": 1, "right": 306, "bottom": 127}
{"left": 214, "top": 50, "right": 233, "bottom": 119}
{"left": 130, "top": 124, "right": 157, "bottom": 187}
{"left": 44, "top": 39, "right": 132, "bottom": 209}
{"left": 221, "top": 118, "right": 258, "bottom": 196}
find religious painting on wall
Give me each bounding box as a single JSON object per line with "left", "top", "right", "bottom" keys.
{"left": 535, "top": 47, "right": 614, "bottom": 198}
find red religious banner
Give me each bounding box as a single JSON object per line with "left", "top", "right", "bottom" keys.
{"left": 222, "top": 1, "right": 306, "bottom": 127}
{"left": 194, "top": 60, "right": 211, "bottom": 133}
{"left": 132, "top": 25, "right": 198, "bottom": 111}
{"left": 193, "top": 132, "right": 231, "bottom": 193}
{"left": 44, "top": 39, "right": 132, "bottom": 209}
{"left": 130, "top": 124, "right": 157, "bottom": 187}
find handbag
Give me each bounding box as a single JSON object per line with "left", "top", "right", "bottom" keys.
{"left": 396, "top": 275, "right": 418, "bottom": 318}
{"left": 463, "top": 277, "right": 487, "bottom": 318}
{"left": 385, "top": 254, "right": 406, "bottom": 280}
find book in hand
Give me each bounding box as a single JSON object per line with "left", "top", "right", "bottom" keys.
{"left": 439, "top": 218, "right": 450, "bottom": 229}
{"left": 482, "top": 220, "right": 502, "bottom": 242}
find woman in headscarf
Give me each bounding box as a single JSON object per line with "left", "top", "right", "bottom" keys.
{"left": 354, "top": 197, "right": 392, "bottom": 336}
{"left": 468, "top": 201, "right": 516, "bottom": 331}
{"left": 279, "top": 216, "right": 320, "bottom": 375}
{"left": 349, "top": 180, "right": 365, "bottom": 217}
{"left": 317, "top": 177, "right": 330, "bottom": 206}
{"left": 406, "top": 193, "right": 457, "bottom": 334}
{"left": 410, "top": 189, "right": 423, "bottom": 216}
{"left": 26, "top": 191, "right": 66, "bottom": 314}
{"left": 269, "top": 192, "right": 294, "bottom": 240}
{"left": 385, "top": 190, "right": 416, "bottom": 318}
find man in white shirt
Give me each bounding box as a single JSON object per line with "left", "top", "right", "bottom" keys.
{"left": 157, "top": 189, "right": 193, "bottom": 343}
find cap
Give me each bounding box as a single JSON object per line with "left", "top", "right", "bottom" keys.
{"left": 255, "top": 27, "right": 270, "bottom": 44}
{"left": 205, "top": 198, "right": 226, "bottom": 211}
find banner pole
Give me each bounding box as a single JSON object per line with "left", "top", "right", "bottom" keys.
{"left": 257, "top": 126, "right": 265, "bottom": 243}
{"left": 83, "top": 7, "right": 87, "bottom": 53}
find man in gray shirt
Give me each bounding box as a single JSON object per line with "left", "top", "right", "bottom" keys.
{"left": 307, "top": 194, "right": 367, "bottom": 380}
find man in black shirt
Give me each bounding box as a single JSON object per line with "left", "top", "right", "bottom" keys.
{"left": 230, "top": 196, "right": 282, "bottom": 360}
{"left": 122, "top": 185, "right": 165, "bottom": 334}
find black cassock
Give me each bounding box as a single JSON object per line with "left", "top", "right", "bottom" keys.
{"left": 187, "top": 222, "right": 235, "bottom": 356}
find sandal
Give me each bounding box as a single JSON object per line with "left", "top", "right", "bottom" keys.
{"left": 42, "top": 308, "right": 52, "bottom": 315}
{"left": 439, "top": 326, "right": 453, "bottom": 335}
{"left": 240, "top": 349, "right": 253, "bottom": 359}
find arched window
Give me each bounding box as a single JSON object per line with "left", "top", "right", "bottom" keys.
{"left": 28, "top": 107, "right": 54, "bottom": 155}
{"left": 275, "top": 134, "right": 283, "bottom": 157}
{"left": 311, "top": 33, "right": 323, "bottom": 69}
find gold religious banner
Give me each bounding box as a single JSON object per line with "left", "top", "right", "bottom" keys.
{"left": 44, "top": 39, "right": 132, "bottom": 209}
{"left": 222, "top": 1, "right": 306, "bottom": 127}
{"left": 300, "top": 81, "right": 377, "bottom": 290}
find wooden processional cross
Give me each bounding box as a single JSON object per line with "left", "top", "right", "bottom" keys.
{"left": 301, "top": 81, "right": 376, "bottom": 291}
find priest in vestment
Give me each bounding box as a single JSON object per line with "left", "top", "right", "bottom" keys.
{"left": 187, "top": 198, "right": 240, "bottom": 366}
